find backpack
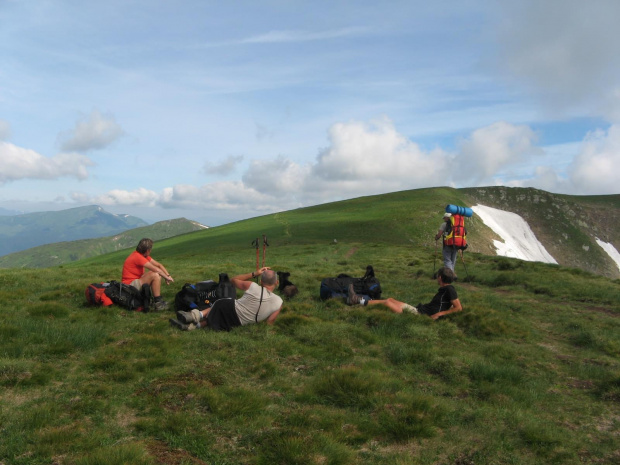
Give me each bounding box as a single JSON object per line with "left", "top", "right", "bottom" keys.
{"left": 104, "top": 280, "right": 153, "bottom": 312}
{"left": 85, "top": 282, "right": 114, "bottom": 306}
{"left": 174, "top": 273, "right": 236, "bottom": 312}
{"left": 444, "top": 214, "right": 468, "bottom": 250}
{"left": 320, "top": 265, "right": 382, "bottom": 301}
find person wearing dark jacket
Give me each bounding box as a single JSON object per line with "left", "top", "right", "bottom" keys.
{"left": 347, "top": 267, "right": 462, "bottom": 320}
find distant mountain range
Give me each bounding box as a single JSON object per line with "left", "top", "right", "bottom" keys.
{"left": 0, "top": 214, "right": 208, "bottom": 269}
{"left": 0, "top": 188, "right": 618, "bottom": 277}
{"left": 0, "top": 205, "right": 150, "bottom": 257}
{"left": 0, "top": 207, "right": 24, "bottom": 216}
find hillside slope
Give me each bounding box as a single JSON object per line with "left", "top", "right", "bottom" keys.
{"left": 126, "top": 185, "right": 617, "bottom": 278}
{"left": 461, "top": 187, "right": 620, "bottom": 278}
{"left": 1, "top": 186, "right": 618, "bottom": 465}
{"left": 4, "top": 187, "right": 618, "bottom": 278}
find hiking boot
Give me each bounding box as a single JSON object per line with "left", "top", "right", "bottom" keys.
{"left": 169, "top": 318, "right": 196, "bottom": 331}
{"left": 153, "top": 300, "right": 169, "bottom": 312}
{"left": 176, "top": 309, "right": 202, "bottom": 324}
{"left": 347, "top": 284, "right": 362, "bottom": 305}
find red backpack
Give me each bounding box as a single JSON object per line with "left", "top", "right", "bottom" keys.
{"left": 85, "top": 283, "right": 114, "bottom": 306}
{"left": 443, "top": 214, "right": 468, "bottom": 250}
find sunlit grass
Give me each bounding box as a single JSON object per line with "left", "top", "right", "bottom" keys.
{"left": 1, "top": 189, "right": 619, "bottom": 464}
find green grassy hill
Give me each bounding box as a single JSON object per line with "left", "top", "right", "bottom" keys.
{"left": 1, "top": 187, "right": 619, "bottom": 464}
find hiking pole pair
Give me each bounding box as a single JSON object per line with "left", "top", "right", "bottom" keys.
{"left": 261, "top": 234, "right": 269, "bottom": 268}
{"left": 251, "top": 235, "right": 269, "bottom": 274}
{"left": 252, "top": 237, "right": 260, "bottom": 272}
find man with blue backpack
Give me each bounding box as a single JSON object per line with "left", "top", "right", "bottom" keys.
{"left": 435, "top": 212, "right": 459, "bottom": 273}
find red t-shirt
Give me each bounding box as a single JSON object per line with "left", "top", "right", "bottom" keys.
{"left": 122, "top": 251, "right": 152, "bottom": 284}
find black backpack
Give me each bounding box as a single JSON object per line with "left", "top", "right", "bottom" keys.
{"left": 104, "top": 281, "right": 153, "bottom": 312}
{"left": 174, "top": 273, "right": 236, "bottom": 312}
{"left": 319, "top": 265, "right": 382, "bottom": 300}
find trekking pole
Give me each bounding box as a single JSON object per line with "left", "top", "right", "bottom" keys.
{"left": 262, "top": 234, "right": 269, "bottom": 268}
{"left": 251, "top": 237, "right": 259, "bottom": 272}
{"left": 459, "top": 249, "right": 469, "bottom": 281}
{"left": 433, "top": 239, "right": 438, "bottom": 277}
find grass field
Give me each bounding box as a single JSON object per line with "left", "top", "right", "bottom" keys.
{"left": 1, "top": 190, "right": 619, "bottom": 464}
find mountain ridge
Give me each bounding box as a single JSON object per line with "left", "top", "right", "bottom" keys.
{"left": 1, "top": 187, "right": 619, "bottom": 278}
{"left": 0, "top": 217, "right": 208, "bottom": 268}
{"left": 0, "top": 205, "right": 150, "bottom": 256}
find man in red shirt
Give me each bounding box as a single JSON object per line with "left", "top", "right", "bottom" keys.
{"left": 122, "top": 238, "right": 174, "bottom": 311}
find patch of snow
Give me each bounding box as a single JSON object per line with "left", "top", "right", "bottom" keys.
{"left": 472, "top": 205, "right": 558, "bottom": 264}
{"left": 595, "top": 238, "right": 620, "bottom": 272}
{"left": 192, "top": 221, "right": 209, "bottom": 229}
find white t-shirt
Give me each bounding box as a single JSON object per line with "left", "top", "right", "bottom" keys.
{"left": 235, "top": 282, "right": 283, "bottom": 325}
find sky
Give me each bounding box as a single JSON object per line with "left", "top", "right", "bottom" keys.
{"left": 1, "top": 0, "right": 619, "bottom": 226}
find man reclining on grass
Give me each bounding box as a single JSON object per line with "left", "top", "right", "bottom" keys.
{"left": 347, "top": 267, "right": 462, "bottom": 320}
{"left": 170, "top": 267, "right": 283, "bottom": 331}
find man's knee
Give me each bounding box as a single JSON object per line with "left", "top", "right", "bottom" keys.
{"left": 144, "top": 271, "right": 161, "bottom": 284}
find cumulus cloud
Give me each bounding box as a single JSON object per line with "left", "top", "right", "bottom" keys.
{"left": 488, "top": 123, "right": 620, "bottom": 195}
{"left": 313, "top": 117, "right": 448, "bottom": 188}
{"left": 92, "top": 188, "right": 160, "bottom": 207}
{"left": 73, "top": 117, "right": 617, "bottom": 216}
{"left": 0, "top": 141, "right": 93, "bottom": 183}
{"left": 159, "top": 182, "right": 278, "bottom": 211}
{"left": 495, "top": 0, "right": 620, "bottom": 120}
{"left": 59, "top": 110, "right": 125, "bottom": 152}
{"left": 569, "top": 124, "right": 620, "bottom": 194}
{"left": 205, "top": 155, "right": 244, "bottom": 176}
{"left": 243, "top": 155, "right": 311, "bottom": 194}
{"left": 0, "top": 120, "right": 11, "bottom": 141}
{"left": 457, "top": 121, "right": 540, "bottom": 184}
{"left": 75, "top": 118, "right": 451, "bottom": 213}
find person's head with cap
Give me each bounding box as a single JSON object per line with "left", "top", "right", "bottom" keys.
{"left": 443, "top": 212, "right": 451, "bottom": 221}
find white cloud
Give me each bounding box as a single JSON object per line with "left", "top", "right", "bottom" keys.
{"left": 92, "top": 188, "right": 160, "bottom": 207}
{"left": 205, "top": 155, "right": 244, "bottom": 176}
{"left": 0, "top": 120, "right": 11, "bottom": 141}
{"left": 457, "top": 121, "right": 539, "bottom": 184}
{"left": 159, "top": 182, "right": 277, "bottom": 211}
{"left": 569, "top": 124, "right": 620, "bottom": 194}
{"left": 70, "top": 117, "right": 619, "bottom": 216}
{"left": 70, "top": 118, "right": 538, "bottom": 213}
{"left": 0, "top": 141, "right": 93, "bottom": 183}
{"left": 59, "top": 110, "right": 125, "bottom": 152}
{"left": 483, "top": 123, "right": 620, "bottom": 196}
{"left": 313, "top": 117, "right": 448, "bottom": 184}
{"left": 243, "top": 155, "right": 311, "bottom": 194}
{"left": 495, "top": 0, "right": 620, "bottom": 120}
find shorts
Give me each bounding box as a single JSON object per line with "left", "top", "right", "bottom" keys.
{"left": 206, "top": 298, "right": 241, "bottom": 332}
{"left": 129, "top": 279, "right": 142, "bottom": 290}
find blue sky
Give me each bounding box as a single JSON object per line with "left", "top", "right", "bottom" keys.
{"left": 1, "top": 0, "right": 619, "bottom": 226}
